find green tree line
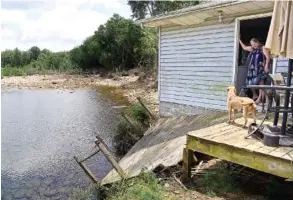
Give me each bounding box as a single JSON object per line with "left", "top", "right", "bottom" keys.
{"left": 1, "top": 1, "right": 198, "bottom": 75}
{"left": 1, "top": 46, "right": 77, "bottom": 70}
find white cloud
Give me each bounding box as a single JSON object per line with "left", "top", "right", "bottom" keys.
{"left": 1, "top": 9, "right": 27, "bottom": 24}
{"left": 1, "top": 0, "right": 132, "bottom": 52}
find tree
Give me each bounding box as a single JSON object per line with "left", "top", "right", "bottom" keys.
{"left": 21, "top": 51, "right": 31, "bottom": 66}
{"left": 128, "top": 1, "right": 150, "bottom": 19}
{"left": 12, "top": 48, "right": 22, "bottom": 67}
{"left": 29, "top": 46, "right": 41, "bottom": 60}
{"left": 1, "top": 50, "right": 13, "bottom": 67}
{"left": 41, "top": 48, "right": 51, "bottom": 54}
{"left": 127, "top": 0, "right": 199, "bottom": 19}
{"left": 94, "top": 14, "right": 143, "bottom": 70}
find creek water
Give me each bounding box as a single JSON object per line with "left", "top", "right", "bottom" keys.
{"left": 1, "top": 89, "right": 120, "bottom": 200}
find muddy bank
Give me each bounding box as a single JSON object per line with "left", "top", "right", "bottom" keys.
{"left": 1, "top": 74, "right": 159, "bottom": 116}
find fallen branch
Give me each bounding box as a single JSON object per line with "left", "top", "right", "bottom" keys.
{"left": 172, "top": 174, "right": 187, "bottom": 191}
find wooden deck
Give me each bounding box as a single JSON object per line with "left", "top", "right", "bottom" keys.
{"left": 185, "top": 117, "right": 293, "bottom": 179}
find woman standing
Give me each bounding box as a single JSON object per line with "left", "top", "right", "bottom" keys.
{"left": 239, "top": 38, "right": 271, "bottom": 104}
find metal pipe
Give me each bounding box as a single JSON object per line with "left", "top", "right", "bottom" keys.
{"left": 281, "top": 58, "right": 293, "bottom": 134}
{"left": 273, "top": 94, "right": 280, "bottom": 126}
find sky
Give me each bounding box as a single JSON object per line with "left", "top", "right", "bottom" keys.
{"left": 1, "top": 0, "right": 132, "bottom": 52}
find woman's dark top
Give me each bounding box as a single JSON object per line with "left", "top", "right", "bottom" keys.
{"left": 246, "top": 48, "right": 268, "bottom": 85}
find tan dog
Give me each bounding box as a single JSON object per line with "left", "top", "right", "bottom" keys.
{"left": 227, "top": 86, "right": 257, "bottom": 128}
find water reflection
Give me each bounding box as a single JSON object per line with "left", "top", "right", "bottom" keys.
{"left": 1, "top": 89, "right": 120, "bottom": 199}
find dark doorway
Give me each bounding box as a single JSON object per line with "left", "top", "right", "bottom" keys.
{"left": 236, "top": 16, "right": 272, "bottom": 94}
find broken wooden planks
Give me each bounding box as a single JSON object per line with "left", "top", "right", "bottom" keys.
{"left": 95, "top": 136, "right": 126, "bottom": 179}
{"left": 74, "top": 156, "right": 99, "bottom": 183}
{"left": 74, "top": 136, "right": 126, "bottom": 184}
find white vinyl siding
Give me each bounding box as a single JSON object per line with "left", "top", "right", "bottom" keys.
{"left": 159, "top": 23, "right": 235, "bottom": 111}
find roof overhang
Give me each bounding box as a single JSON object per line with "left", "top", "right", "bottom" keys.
{"left": 140, "top": 0, "right": 274, "bottom": 27}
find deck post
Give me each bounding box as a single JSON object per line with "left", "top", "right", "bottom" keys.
{"left": 182, "top": 146, "right": 194, "bottom": 178}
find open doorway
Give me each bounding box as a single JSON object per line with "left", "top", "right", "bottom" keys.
{"left": 236, "top": 16, "right": 272, "bottom": 95}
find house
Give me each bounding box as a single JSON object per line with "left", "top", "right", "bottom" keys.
{"left": 141, "top": 0, "right": 289, "bottom": 117}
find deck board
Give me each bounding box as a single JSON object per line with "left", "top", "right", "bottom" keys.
{"left": 284, "top": 149, "right": 293, "bottom": 160}
{"left": 269, "top": 147, "right": 293, "bottom": 158}
{"left": 188, "top": 123, "right": 293, "bottom": 161}
{"left": 195, "top": 125, "right": 235, "bottom": 138}
{"left": 187, "top": 118, "right": 293, "bottom": 179}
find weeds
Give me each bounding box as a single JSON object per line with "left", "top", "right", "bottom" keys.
{"left": 2, "top": 67, "right": 27, "bottom": 76}
{"left": 198, "top": 163, "right": 238, "bottom": 196}
{"left": 106, "top": 171, "right": 165, "bottom": 200}
{"left": 114, "top": 104, "right": 150, "bottom": 155}
{"left": 69, "top": 184, "right": 106, "bottom": 200}
{"left": 129, "top": 104, "right": 150, "bottom": 126}
{"left": 114, "top": 120, "right": 140, "bottom": 155}
{"left": 68, "top": 171, "right": 165, "bottom": 200}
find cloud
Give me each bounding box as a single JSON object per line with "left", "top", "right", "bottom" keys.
{"left": 1, "top": 0, "right": 132, "bottom": 52}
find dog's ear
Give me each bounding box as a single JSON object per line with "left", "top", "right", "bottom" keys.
{"left": 234, "top": 88, "right": 237, "bottom": 94}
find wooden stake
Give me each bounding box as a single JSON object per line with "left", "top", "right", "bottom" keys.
{"left": 172, "top": 174, "right": 187, "bottom": 191}
{"left": 137, "top": 97, "right": 156, "bottom": 121}
{"left": 74, "top": 156, "right": 99, "bottom": 184}
{"left": 121, "top": 113, "right": 136, "bottom": 128}
{"left": 95, "top": 136, "right": 126, "bottom": 179}
{"left": 121, "top": 113, "right": 142, "bottom": 140}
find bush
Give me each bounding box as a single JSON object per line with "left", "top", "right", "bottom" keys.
{"left": 114, "top": 120, "right": 143, "bottom": 155}
{"left": 114, "top": 104, "right": 150, "bottom": 155}
{"left": 199, "top": 163, "right": 238, "bottom": 196}
{"left": 1, "top": 67, "right": 26, "bottom": 76}
{"left": 113, "top": 104, "right": 150, "bottom": 156}
{"left": 130, "top": 104, "right": 150, "bottom": 126}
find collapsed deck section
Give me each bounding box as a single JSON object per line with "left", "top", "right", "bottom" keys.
{"left": 101, "top": 112, "right": 228, "bottom": 185}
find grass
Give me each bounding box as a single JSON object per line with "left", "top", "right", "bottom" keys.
{"left": 108, "top": 172, "right": 165, "bottom": 200}
{"left": 69, "top": 171, "right": 168, "bottom": 200}
{"left": 195, "top": 163, "right": 239, "bottom": 197}
{"left": 1, "top": 66, "right": 83, "bottom": 77}
{"left": 69, "top": 185, "right": 102, "bottom": 200}
{"left": 68, "top": 162, "right": 293, "bottom": 200}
